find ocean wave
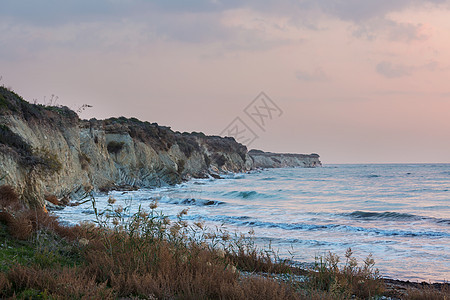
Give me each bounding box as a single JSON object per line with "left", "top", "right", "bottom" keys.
{"left": 366, "top": 174, "right": 381, "bottom": 178}
{"left": 346, "top": 210, "right": 450, "bottom": 226}
{"left": 159, "top": 195, "right": 225, "bottom": 206}
{"left": 435, "top": 219, "right": 450, "bottom": 225}
{"left": 223, "top": 190, "right": 272, "bottom": 199}
{"left": 176, "top": 198, "right": 225, "bottom": 206}
{"left": 205, "top": 216, "right": 450, "bottom": 238}
{"left": 346, "top": 211, "right": 420, "bottom": 221}
{"left": 260, "top": 177, "right": 277, "bottom": 181}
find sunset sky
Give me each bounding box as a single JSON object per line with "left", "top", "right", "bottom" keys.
{"left": 1, "top": 1, "right": 450, "bottom": 163}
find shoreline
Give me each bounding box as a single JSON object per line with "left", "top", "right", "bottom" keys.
{"left": 49, "top": 166, "right": 450, "bottom": 286}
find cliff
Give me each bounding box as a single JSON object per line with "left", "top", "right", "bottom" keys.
{"left": 0, "top": 87, "right": 320, "bottom": 207}
{"left": 248, "top": 149, "right": 321, "bottom": 168}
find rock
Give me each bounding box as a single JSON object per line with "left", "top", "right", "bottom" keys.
{"left": 0, "top": 87, "right": 321, "bottom": 208}
{"left": 44, "top": 200, "right": 64, "bottom": 211}
{"left": 248, "top": 149, "right": 321, "bottom": 168}
{"left": 45, "top": 195, "right": 60, "bottom": 206}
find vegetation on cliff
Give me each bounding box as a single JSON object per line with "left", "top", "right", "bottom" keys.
{"left": 0, "top": 86, "right": 256, "bottom": 207}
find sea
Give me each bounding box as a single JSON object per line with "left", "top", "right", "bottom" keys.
{"left": 55, "top": 164, "right": 450, "bottom": 283}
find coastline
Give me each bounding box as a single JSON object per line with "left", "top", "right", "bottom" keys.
{"left": 51, "top": 165, "right": 449, "bottom": 285}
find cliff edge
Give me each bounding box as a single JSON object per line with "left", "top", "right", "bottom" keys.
{"left": 0, "top": 87, "right": 320, "bottom": 207}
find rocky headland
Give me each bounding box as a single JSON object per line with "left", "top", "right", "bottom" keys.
{"left": 0, "top": 87, "right": 321, "bottom": 208}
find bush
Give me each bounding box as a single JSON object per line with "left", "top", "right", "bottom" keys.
{"left": 176, "top": 137, "right": 200, "bottom": 158}
{"left": 34, "top": 148, "right": 63, "bottom": 174}
{"left": 0, "top": 94, "right": 7, "bottom": 110}
{"left": 0, "top": 124, "right": 33, "bottom": 156}
{"left": 177, "top": 159, "right": 185, "bottom": 174}
{"left": 213, "top": 153, "right": 227, "bottom": 167}
{"left": 0, "top": 185, "right": 19, "bottom": 209}
{"left": 107, "top": 141, "right": 125, "bottom": 154}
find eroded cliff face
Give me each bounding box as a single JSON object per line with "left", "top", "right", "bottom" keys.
{"left": 0, "top": 87, "right": 319, "bottom": 207}
{"left": 248, "top": 150, "right": 321, "bottom": 169}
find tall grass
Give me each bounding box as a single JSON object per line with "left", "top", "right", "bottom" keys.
{"left": 3, "top": 184, "right": 442, "bottom": 299}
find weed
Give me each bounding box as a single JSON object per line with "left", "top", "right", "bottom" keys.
{"left": 309, "top": 248, "right": 384, "bottom": 299}
{"left": 405, "top": 284, "right": 450, "bottom": 299}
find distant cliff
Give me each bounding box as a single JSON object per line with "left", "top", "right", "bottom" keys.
{"left": 249, "top": 149, "right": 321, "bottom": 168}
{"left": 0, "top": 87, "right": 320, "bottom": 207}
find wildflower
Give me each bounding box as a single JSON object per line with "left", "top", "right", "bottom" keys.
{"left": 205, "top": 233, "right": 216, "bottom": 239}
{"left": 221, "top": 233, "right": 230, "bottom": 241}
{"left": 149, "top": 200, "right": 158, "bottom": 210}
{"left": 80, "top": 221, "right": 96, "bottom": 230}
{"left": 107, "top": 197, "right": 116, "bottom": 205}
{"left": 170, "top": 224, "right": 181, "bottom": 236}
{"left": 226, "top": 264, "right": 237, "bottom": 274}
{"left": 217, "top": 249, "right": 225, "bottom": 258}
{"left": 79, "top": 238, "right": 89, "bottom": 247}
{"left": 115, "top": 205, "right": 123, "bottom": 213}
{"left": 177, "top": 208, "right": 189, "bottom": 218}
{"left": 139, "top": 212, "right": 149, "bottom": 218}
{"left": 194, "top": 221, "right": 204, "bottom": 230}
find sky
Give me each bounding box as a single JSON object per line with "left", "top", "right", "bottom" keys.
{"left": 1, "top": 0, "right": 450, "bottom": 164}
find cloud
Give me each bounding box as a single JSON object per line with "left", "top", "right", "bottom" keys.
{"left": 295, "top": 67, "right": 330, "bottom": 82}
{"left": 376, "top": 60, "right": 446, "bottom": 78}
{"left": 1, "top": 0, "right": 449, "bottom": 60}
{"left": 2, "top": 0, "right": 449, "bottom": 27}
{"left": 308, "top": 0, "right": 448, "bottom": 23}
{"left": 376, "top": 61, "right": 414, "bottom": 78}
{"left": 351, "top": 18, "right": 432, "bottom": 42}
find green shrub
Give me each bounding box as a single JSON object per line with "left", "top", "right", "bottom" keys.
{"left": 0, "top": 94, "right": 7, "bottom": 110}
{"left": 176, "top": 137, "right": 199, "bottom": 158}
{"left": 204, "top": 154, "right": 211, "bottom": 166}
{"left": 213, "top": 153, "right": 226, "bottom": 167}
{"left": 34, "top": 148, "right": 62, "bottom": 174}
{"left": 107, "top": 141, "right": 125, "bottom": 154}
{"left": 177, "top": 159, "right": 185, "bottom": 174}
{"left": 0, "top": 124, "right": 33, "bottom": 156}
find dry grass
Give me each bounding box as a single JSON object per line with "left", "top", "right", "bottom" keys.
{"left": 308, "top": 249, "right": 384, "bottom": 299}
{"left": 404, "top": 284, "right": 450, "bottom": 300}
{"left": 6, "top": 266, "right": 114, "bottom": 299}
{"left": 0, "top": 190, "right": 403, "bottom": 299}
{"left": 0, "top": 184, "right": 23, "bottom": 214}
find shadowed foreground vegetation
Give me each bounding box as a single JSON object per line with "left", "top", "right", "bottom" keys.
{"left": 0, "top": 184, "right": 448, "bottom": 299}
